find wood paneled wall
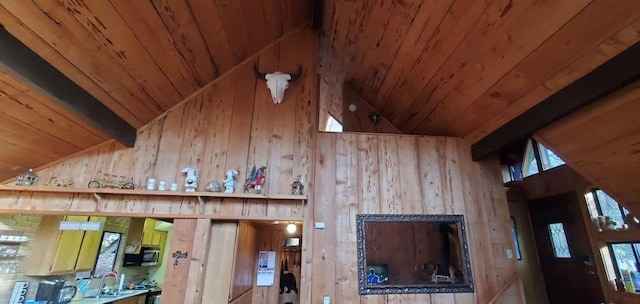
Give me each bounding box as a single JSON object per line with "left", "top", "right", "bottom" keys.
{"left": 0, "top": 27, "right": 318, "bottom": 219}
{"left": 506, "top": 188, "right": 548, "bottom": 304}
{"left": 340, "top": 84, "right": 401, "bottom": 134}
{"left": 232, "top": 221, "right": 258, "bottom": 301}
{"left": 309, "top": 132, "right": 521, "bottom": 303}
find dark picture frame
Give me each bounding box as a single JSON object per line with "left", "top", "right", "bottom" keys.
{"left": 356, "top": 214, "right": 474, "bottom": 295}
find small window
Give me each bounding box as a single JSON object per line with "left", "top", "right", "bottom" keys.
{"left": 548, "top": 223, "right": 571, "bottom": 258}
{"left": 610, "top": 243, "right": 640, "bottom": 273}
{"left": 325, "top": 115, "right": 343, "bottom": 132}
{"left": 521, "top": 140, "right": 539, "bottom": 178}
{"left": 520, "top": 139, "right": 565, "bottom": 178}
{"left": 537, "top": 142, "right": 565, "bottom": 170}
{"left": 584, "top": 189, "right": 632, "bottom": 230}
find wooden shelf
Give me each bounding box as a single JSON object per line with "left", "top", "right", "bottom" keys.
{"left": 610, "top": 290, "right": 640, "bottom": 303}
{"left": 596, "top": 229, "right": 640, "bottom": 242}
{"left": 0, "top": 185, "right": 307, "bottom": 201}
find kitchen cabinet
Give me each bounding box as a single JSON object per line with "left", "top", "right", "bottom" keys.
{"left": 142, "top": 219, "right": 156, "bottom": 246}
{"left": 75, "top": 216, "right": 107, "bottom": 271}
{"left": 25, "top": 215, "right": 105, "bottom": 275}
{"left": 127, "top": 218, "right": 167, "bottom": 265}
{"left": 113, "top": 294, "right": 145, "bottom": 304}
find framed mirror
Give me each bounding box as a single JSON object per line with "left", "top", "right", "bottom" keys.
{"left": 356, "top": 214, "right": 474, "bottom": 294}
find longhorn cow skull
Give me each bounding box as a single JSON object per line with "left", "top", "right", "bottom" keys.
{"left": 254, "top": 63, "right": 302, "bottom": 104}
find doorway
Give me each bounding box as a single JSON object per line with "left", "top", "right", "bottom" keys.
{"left": 529, "top": 192, "right": 605, "bottom": 304}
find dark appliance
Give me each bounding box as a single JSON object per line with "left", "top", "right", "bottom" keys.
{"left": 123, "top": 246, "right": 160, "bottom": 267}
{"left": 145, "top": 289, "right": 161, "bottom": 304}
{"left": 35, "top": 280, "right": 77, "bottom": 304}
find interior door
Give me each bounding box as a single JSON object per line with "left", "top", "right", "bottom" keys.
{"left": 529, "top": 192, "right": 604, "bottom": 304}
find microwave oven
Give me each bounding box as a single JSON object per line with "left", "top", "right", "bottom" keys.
{"left": 123, "top": 246, "right": 160, "bottom": 267}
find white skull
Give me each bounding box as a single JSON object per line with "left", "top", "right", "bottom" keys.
{"left": 265, "top": 72, "right": 292, "bottom": 104}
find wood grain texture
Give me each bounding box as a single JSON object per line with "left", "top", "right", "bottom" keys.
{"left": 536, "top": 80, "right": 640, "bottom": 214}
{"left": 161, "top": 219, "right": 197, "bottom": 304}
{"left": 0, "top": 28, "right": 317, "bottom": 220}
{"left": 310, "top": 132, "right": 520, "bottom": 303}
{"left": 202, "top": 221, "right": 238, "bottom": 303}
{"left": 231, "top": 221, "right": 257, "bottom": 301}
{"left": 0, "top": 0, "right": 312, "bottom": 182}
{"left": 319, "top": 0, "right": 640, "bottom": 145}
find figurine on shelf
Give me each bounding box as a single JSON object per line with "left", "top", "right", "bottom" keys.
{"left": 88, "top": 171, "right": 135, "bottom": 189}
{"left": 204, "top": 180, "right": 222, "bottom": 192}
{"left": 181, "top": 167, "right": 198, "bottom": 192}
{"left": 244, "top": 165, "right": 266, "bottom": 194}
{"left": 224, "top": 169, "right": 239, "bottom": 193}
{"left": 291, "top": 176, "right": 304, "bottom": 195}
{"left": 15, "top": 169, "right": 39, "bottom": 186}
{"left": 624, "top": 213, "right": 640, "bottom": 230}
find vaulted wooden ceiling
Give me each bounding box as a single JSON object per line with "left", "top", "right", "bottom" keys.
{"left": 0, "top": 0, "right": 310, "bottom": 181}
{"left": 0, "top": 0, "right": 639, "bottom": 188}
{"left": 320, "top": 0, "right": 640, "bottom": 143}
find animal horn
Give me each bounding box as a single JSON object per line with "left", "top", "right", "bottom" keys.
{"left": 253, "top": 62, "right": 267, "bottom": 80}
{"left": 289, "top": 66, "right": 302, "bottom": 81}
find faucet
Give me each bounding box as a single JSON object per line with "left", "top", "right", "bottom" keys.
{"left": 97, "top": 271, "right": 118, "bottom": 299}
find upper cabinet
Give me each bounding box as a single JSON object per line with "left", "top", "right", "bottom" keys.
{"left": 25, "top": 215, "right": 105, "bottom": 276}
{"left": 75, "top": 216, "right": 107, "bottom": 272}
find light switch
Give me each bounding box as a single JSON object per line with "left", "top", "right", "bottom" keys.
{"left": 323, "top": 296, "right": 330, "bottom": 304}
{"left": 506, "top": 249, "right": 514, "bottom": 259}
{"left": 315, "top": 222, "right": 326, "bottom": 229}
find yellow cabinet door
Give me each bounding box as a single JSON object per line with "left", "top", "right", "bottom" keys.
{"left": 142, "top": 219, "right": 156, "bottom": 245}
{"left": 75, "top": 216, "right": 107, "bottom": 271}
{"left": 50, "top": 216, "right": 88, "bottom": 274}
{"left": 155, "top": 231, "right": 167, "bottom": 266}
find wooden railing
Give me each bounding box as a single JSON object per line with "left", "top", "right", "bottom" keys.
{"left": 488, "top": 273, "right": 520, "bottom": 304}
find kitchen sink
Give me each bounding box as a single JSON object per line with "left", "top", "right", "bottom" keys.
{"left": 86, "top": 290, "right": 139, "bottom": 298}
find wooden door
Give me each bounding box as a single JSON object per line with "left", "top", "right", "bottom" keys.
{"left": 529, "top": 192, "right": 604, "bottom": 304}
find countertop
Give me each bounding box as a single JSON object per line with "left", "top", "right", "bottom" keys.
{"left": 78, "top": 288, "right": 159, "bottom": 304}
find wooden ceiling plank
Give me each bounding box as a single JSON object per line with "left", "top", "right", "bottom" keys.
{"left": 240, "top": 0, "right": 270, "bottom": 53}
{"left": 374, "top": 0, "right": 452, "bottom": 113}
{"left": 186, "top": 0, "right": 236, "bottom": 74}
{"left": 384, "top": 0, "right": 490, "bottom": 125}
{"left": 536, "top": 81, "right": 640, "bottom": 155}
{"left": 0, "top": 111, "right": 81, "bottom": 158}
{"left": 261, "top": 0, "right": 284, "bottom": 43}
{"left": 464, "top": 18, "right": 640, "bottom": 144}
{"left": 110, "top": 0, "right": 202, "bottom": 96}
{"left": 0, "top": 81, "right": 109, "bottom": 146}
{"left": 0, "top": 4, "right": 144, "bottom": 128}
{"left": 399, "top": 0, "right": 591, "bottom": 134}
{"left": 210, "top": 0, "right": 254, "bottom": 64}
{"left": 357, "top": 0, "right": 423, "bottom": 106}
{"left": 0, "top": 25, "right": 137, "bottom": 147}
{"left": 0, "top": 138, "right": 58, "bottom": 170}
{"left": 59, "top": 0, "right": 182, "bottom": 110}
{"left": 3, "top": 0, "right": 162, "bottom": 123}
{"left": 343, "top": 0, "right": 395, "bottom": 95}
{"left": 471, "top": 41, "right": 640, "bottom": 160}
{"left": 151, "top": 0, "right": 219, "bottom": 84}
{"left": 436, "top": 0, "right": 640, "bottom": 137}
{"left": 282, "top": 0, "right": 310, "bottom": 34}
{"left": 28, "top": 0, "right": 165, "bottom": 116}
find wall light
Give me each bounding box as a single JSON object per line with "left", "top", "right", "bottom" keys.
{"left": 286, "top": 223, "right": 297, "bottom": 234}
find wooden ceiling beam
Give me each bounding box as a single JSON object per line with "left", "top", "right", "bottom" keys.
{"left": 471, "top": 41, "right": 640, "bottom": 161}
{"left": 0, "top": 25, "right": 136, "bottom": 147}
